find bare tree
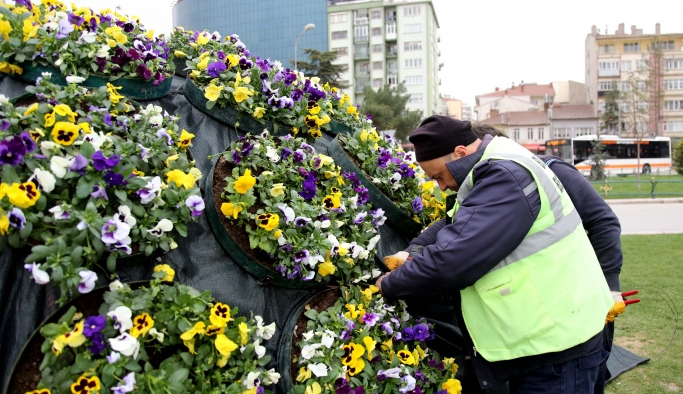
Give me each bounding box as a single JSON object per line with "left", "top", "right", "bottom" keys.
{"left": 645, "top": 38, "right": 665, "bottom": 137}
{"left": 620, "top": 70, "right": 650, "bottom": 190}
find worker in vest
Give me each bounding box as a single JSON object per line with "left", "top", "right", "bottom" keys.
{"left": 376, "top": 116, "right": 614, "bottom": 393}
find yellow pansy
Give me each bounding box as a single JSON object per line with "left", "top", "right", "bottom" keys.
{"left": 145, "top": 29, "right": 154, "bottom": 40}
{"left": 308, "top": 128, "right": 322, "bottom": 139}
{"left": 381, "top": 337, "right": 393, "bottom": 351}
{"left": 368, "top": 129, "right": 381, "bottom": 142}
{"left": 398, "top": 349, "right": 415, "bottom": 365}
{"left": 239, "top": 322, "right": 249, "bottom": 345}
{"left": 23, "top": 103, "right": 39, "bottom": 116}
{"left": 360, "top": 129, "right": 368, "bottom": 142}
{"left": 210, "top": 302, "right": 232, "bottom": 327}
{"left": 322, "top": 194, "right": 341, "bottom": 209}
{"left": 347, "top": 106, "right": 357, "bottom": 114}
{"left": 233, "top": 169, "right": 256, "bottom": 194}
{"left": 22, "top": 19, "right": 38, "bottom": 42}
{"left": 130, "top": 313, "right": 154, "bottom": 338}
{"left": 226, "top": 54, "right": 239, "bottom": 68}
{"left": 52, "top": 122, "right": 79, "bottom": 145}
{"left": 166, "top": 169, "right": 196, "bottom": 189}
{"left": 44, "top": 112, "right": 56, "bottom": 127}
{"left": 348, "top": 357, "right": 365, "bottom": 376}
{"left": 177, "top": 129, "right": 195, "bottom": 148}
{"left": 270, "top": 183, "right": 286, "bottom": 197}
{"left": 153, "top": 264, "right": 175, "bottom": 281}
{"left": 296, "top": 366, "right": 312, "bottom": 382}
{"left": 305, "top": 382, "right": 321, "bottom": 394}
{"left": 0, "top": 213, "right": 8, "bottom": 235}
{"left": 104, "top": 26, "right": 127, "bottom": 44}
{"left": 54, "top": 321, "right": 86, "bottom": 355}
{"left": 215, "top": 333, "right": 238, "bottom": 356}
{"left": 252, "top": 107, "right": 266, "bottom": 119}
{"left": 363, "top": 336, "right": 377, "bottom": 360}
{"left": 317, "top": 260, "right": 336, "bottom": 277}
{"left": 204, "top": 324, "right": 225, "bottom": 336}
{"left": 442, "top": 378, "right": 463, "bottom": 394}
{"left": 360, "top": 285, "right": 379, "bottom": 302}
{"left": 180, "top": 321, "right": 206, "bottom": 341}
{"left": 0, "top": 19, "right": 11, "bottom": 41}
{"left": 78, "top": 122, "right": 92, "bottom": 134}
{"left": 256, "top": 213, "right": 279, "bottom": 231}
{"left": 422, "top": 180, "right": 436, "bottom": 193}
{"left": 341, "top": 342, "right": 365, "bottom": 366}
{"left": 29, "top": 128, "right": 44, "bottom": 142}
{"left": 204, "top": 84, "right": 222, "bottom": 101}
{"left": 196, "top": 33, "right": 209, "bottom": 45}
{"left": 190, "top": 70, "right": 201, "bottom": 78}
{"left": 107, "top": 83, "right": 124, "bottom": 103}
{"left": 220, "top": 202, "right": 242, "bottom": 219}
{"left": 7, "top": 182, "right": 40, "bottom": 208}
{"left": 197, "top": 57, "right": 209, "bottom": 70}
{"left": 165, "top": 154, "right": 179, "bottom": 167}
{"left": 70, "top": 375, "right": 100, "bottom": 394}
{"left": 53, "top": 104, "right": 76, "bottom": 122}
{"left": 174, "top": 50, "right": 187, "bottom": 58}
{"left": 273, "top": 229, "right": 282, "bottom": 238}
{"left": 233, "top": 86, "right": 253, "bottom": 103}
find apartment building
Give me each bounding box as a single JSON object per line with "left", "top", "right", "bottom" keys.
{"left": 585, "top": 23, "right": 683, "bottom": 140}
{"left": 327, "top": 0, "right": 441, "bottom": 117}
{"left": 475, "top": 83, "right": 555, "bottom": 121}
{"left": 461, "top": 103, "right": 473, "bottom": 121}
{"left": 441, "top": 95, "right": 462, "bottom": 119}
{"left": 479, "top": 111, "right": 550, "bottom": 154}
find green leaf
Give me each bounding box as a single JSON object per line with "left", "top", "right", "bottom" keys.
{"left": 303, "top": 308, "right": 319, "bottom": 320}
{"left": 130, "top": 296, "right": 147, "bottom": 310}
{"left": 2, "top": 165, "right": 20, "bottom": 184}
{"left": 19, "top": 221, "right": 32, "bottom": 239}
{"left": 114, "top": 190, "right": 128, "bottom": 202}
{"left": 175, "top": 222, "right": 187, "bottom": 237}
{"left": 168, "top": 368, "right": 189, "bottom": 385}
{"left": 106, "top": 253, "right": 117, "bottom": 272}
{"left": 179, "top": 352, "right": 194, "bottom": 365}
{"left": 76, "top": 178, "right": 94, "bottom": 199}
{"left": 206, "top": 100, "right": 216, "bottom": 110}
{"left": 79, "top": 141, "right": 95, "bottom": 158}
{"left": 123, "top": 358, "right": 142, "bottom": 372}
{"left": 70, "top": 245, "right": 83, "bottom": 263}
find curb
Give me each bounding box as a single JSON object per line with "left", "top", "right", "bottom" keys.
{"left": 606, "top": 198, "right": 683, "bottom": 205}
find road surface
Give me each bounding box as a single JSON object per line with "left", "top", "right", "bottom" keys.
{"left": 609, "top": 203, "right": 683, "bottom": 234}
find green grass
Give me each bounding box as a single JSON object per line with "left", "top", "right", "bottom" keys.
{"left": 606, "top": 234, "right": 683, "bottom": 393}
{"left": 590, "top": 175, "right": 683, "bottom": 199}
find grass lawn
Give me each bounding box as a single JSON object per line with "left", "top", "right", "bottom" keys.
{"left": 590, "top": 175, "right": 683, "bottom": 199}
{"left": 606, "top": 234, "right": 683, "bottom": 393}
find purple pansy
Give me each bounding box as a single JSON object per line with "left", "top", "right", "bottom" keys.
{"left": 185, "top": 195, "right": 205, "bottom": 217}
{"left": 92, "top": 151, "right": 120, "bottom": 171}
{"left": 70, "top": 154, "right": 88, "bottom": 175}
{"left": 56, "top": 18, "right": 74, "bottom": 39}
{"left": 156, "top": 129, "right": 174, "bottom": 145}
{"left": 361, "top": 312, "right": 380, "bottom": 326}
{"left": 90, "top": 185, "right": 109, "bottom": 200}
{"left": 293, "top": 149, "right": 306, "bottom": 163}
{"left": 104, "top": 170, "right": 124, "bottom": 187}
{"left": 8, "top": 208, "right": 25, "bottom": 229}
{"left": 299, "top": 173, "right": 317, "bottom": 200}
{"left": 0, "top": 136, "right": 27, "bottom": 166}
{"left": 19, "top": 132, "right": 35, "bottom": 152}
{"left": 412, "top": 196, "right": 423, "bottom": 213}
{"left": 398, "top": 164, "right": 415, "bottom": 178}
{"left": 83, "top": 315, "right": 107, "bottom": 338}
{"left": 207, "top": 61, "right": 226, "bottom": 77}
{"left": 89, "top": 332, "right": 106, "bottom": 355}
{"left": 413, "top": 323, "right": 431, "bottom": 341}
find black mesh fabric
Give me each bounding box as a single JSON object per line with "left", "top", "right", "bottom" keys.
{"left": 0, "top": 75, "right": 427, "bottom": 393}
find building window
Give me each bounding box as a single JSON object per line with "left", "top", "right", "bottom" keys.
{"left": 599, "top": 61, "right": 619, "bottom": 70}
{"left": 637, "top": 102, "right": 649, "bottom": 111}
{"left": 354, "top": 25, "right": 368, "bottom": 39}
{"left": 373, "top": 61, "right": 383, "bottom": 70}
{"left": 404, "top": 23, "right": 422, "bottom": 33}
{"left": 598, "top": 81, "right": 618, "bottom": 91}
{"left": 404, "top": 41, "right": 422, "bottom": 51}
{"left": 664, "top": 100, "right": 683, "bottom": 111}
{"left": 553, "top": 128, "right": 570, "bottom": 138}
{"left": 358, "top": 62, "right": 369, "bottom": 73}
{"left": 576, "top": 127, "right": 593, "bottom": 136}
{"left": 386, "top": 23, "right": 396, "bottom": 35}
{"left": 372, "top": 44, "right": 383, "bottom": 53}
{"left": 513, "top": 128, "right": 520, "bottom": 140}
{"left": 527, "top": 128, "right": 533, "bottom": 139}
{"left": 539, "top": 128, "right": 545, "bottom": 140}
{"left": 372, "top": 27, "right": 382, "bottom": 36}
{"left": 371, "top": 10, "right": 382, "bottom": 19}
{"left": 621, "top": 60, "right": 632, "bottom": 72}
{"left": 664, "top": 121, "right": 683, "bottom": 132}
{"left": 404, "top": 6, "right": 421, "bottom": 17}
{"left": 405, "top": 58, "right": 422, "bottom": 68}
{"left": 387, "top": 60, "right": 398, "bottom": 72}
{"left": 387, "top": 74, "right": 398, "bottom": 85}
{"left": 599, "top": 102, "right": 606, "bottom": 112}
{"left": 330, "top": 12, "right": 348, "bottom": 24}
{"left": 408, "top": 93, "right": 423, "bottom": 103}
{"left": 386, "top": 10, "right": 396, "bottom": 21}
{"left": 373, "top": 78, "right": 383, "bottom": 87}
{"left": 651, "top": 40, "right": 675, "bottom": 51}
{"left": 665, "top": 59, "right": 683, "bottom": 70}
{"left": 599, "top": 44, "right": 615, "bottom": 54}
{"left": 637, "top": 60, "right": 648, "bottom": 70}
{"left": 636, "top": 81, "right": 648, "bottom": 91}
{"left": 665, "top": 79, "right": 683, "bottom": 90}
{"left": 332, "top": 47, "right": 348, "bottom": 56}
{"left": 405, "top": 76, "right": 423, "bottom": 85}
{"left": 331, "top": 31, "right": 348, "bottom": 40}
{"left": 623, "top": 42, "right": 640, "bottom": 53}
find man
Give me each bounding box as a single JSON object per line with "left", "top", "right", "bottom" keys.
{"left": 377, "top": 116, "right": 614, "bottom": 394}
{"left": 387, "top": 123, "right": 624, "bottom": 393}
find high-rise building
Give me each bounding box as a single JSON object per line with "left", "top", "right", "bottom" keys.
{"left": 327, "top": 0, "right": 441, "bottom": 117}
{"left": 172, "top": 0, "right": 328, "bottom": 70}
{"left": 585, "top": 23, "right": 683, "bottom": 140}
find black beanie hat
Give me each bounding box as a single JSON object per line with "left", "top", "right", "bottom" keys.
{"left": 409, "top": 116, "right": 478, "bottom": 162}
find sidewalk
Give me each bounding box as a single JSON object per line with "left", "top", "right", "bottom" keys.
{"left": 605, "top": 197, "right": 683, "bottom": 205}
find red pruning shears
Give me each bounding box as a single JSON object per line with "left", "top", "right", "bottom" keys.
{"left": 622, "top": 290, "right": 640, "bottom": 306}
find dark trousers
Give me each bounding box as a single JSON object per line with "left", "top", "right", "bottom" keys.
{"left": 509, "top": 349, "right": 610, "bottom": 394}
{"left": 594, "top": 322, "right": 614, "bottom": 394}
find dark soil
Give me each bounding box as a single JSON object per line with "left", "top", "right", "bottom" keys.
{"left": 289, "top": 289, "right": 340, "bottom": 380}
{"left": 12, "top": 96, "right": 38, "bottom": 108}
{"left": 7, "top": 282, "right": 152, "bottom": 394}
{"left": 212, "top": 155, "right": 277, "bottom": 272}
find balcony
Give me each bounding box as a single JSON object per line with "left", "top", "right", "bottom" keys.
{"left": 356, "top": 68, "right": 370, "bottom": 76}
{"left": 354, "top": 50, "right": 369, "bottom": 60}
{"left": 386, "top": 66, "right": 398, "bottom": 73}
{"left": 356, "top": 77, "right": 371, "bottom": 93}
{"left": 354, "top": 35, "right": 369, "bottom": 43}
{"left": 386, "top": 47, "right": 397, "bottom": 58}
{"left": 598, "top": 68, "right": 620, "bottom": 77}
{"left": 386, "top": 23, "right": 397, "bottom": 40}
{"left": 354, "top": 17, "right": 368, "bottom": 25}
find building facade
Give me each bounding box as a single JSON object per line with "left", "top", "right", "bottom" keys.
{"left": 475, "top": 83, "right": 555, "bottom": 121}
{"left": 327, "top": 0, "right": 440, "bottom": 117}
{"left": 548, "top": 104, "right": 599, "bottom": 139}
{"left": 479, "top": 111, "right": 550, "bottom": 154}
{"left": 172, "top": 0, "right": 329, "bottom": 70}
{"left": 441, "top": 95, "right": 462, "bottom": 119}
{"left": 461, "top": 103, "right": 473, "bottom": 121}
{"left": 585, "top": 23, "right": 683, "bottom": 140}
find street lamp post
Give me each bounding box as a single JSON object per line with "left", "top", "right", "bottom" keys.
{"left": 294, "top": 23, "right": 315, "bottom": 71}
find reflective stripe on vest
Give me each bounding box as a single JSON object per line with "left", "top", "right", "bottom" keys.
{"left": 453, "top": 137, "right": 613, "bottom": 362}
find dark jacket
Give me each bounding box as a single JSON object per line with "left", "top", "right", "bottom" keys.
{"left": 382, "top": 136, "right": 605, "bottom": 389}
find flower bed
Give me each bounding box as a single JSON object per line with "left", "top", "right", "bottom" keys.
{"left": 7, "top": 274, "right": 280, "bottom": 394}
{"left": 208, "top": 131, "right": 385, "bottom": 287}
{"left": 288, "top": 285, "right": 462, "bottom": 394}
{"left": 0, "top": 77, "right": 203, "bottom": 302}
{"left": 183, "top": 33, "right": 356, "bottom": 138}
{"left": 0, "top": 1, "right": 174, "bottom": 99}
{"left": 166, "top": 28, "right": 225, "bottom": 78}
{"left": 331, "top": 130, "right": 447, "bottom": 236}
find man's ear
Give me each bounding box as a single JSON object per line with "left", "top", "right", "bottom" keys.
{"left": 453, "top": 145, "right": 468, "bottom": 159}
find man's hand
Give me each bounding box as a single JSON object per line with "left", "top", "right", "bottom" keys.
{"left": 375, "top": 272, "right": 390, "bottom": 294}
{"left": 383, "top": 251, "right": 409, "bottom": 271}
{"left": 605, "top": 291, "right": 626, "bottom": 324}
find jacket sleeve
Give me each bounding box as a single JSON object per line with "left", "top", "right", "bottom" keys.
{"left": 549, "top": 160, "right": 623, "bottom": 291}
{"left": 382, "top": 160, "right": 540, "bottom": 299}
{"left": 404, "top": 219, "right": 447, "bottom": 252}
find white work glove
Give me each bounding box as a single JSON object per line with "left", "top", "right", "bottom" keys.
{"left": 383, "top": 251, "right": 409, "bottom": 271}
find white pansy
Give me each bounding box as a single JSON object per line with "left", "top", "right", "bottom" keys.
{"left": 367, "top": 234, "right": 381, "bottom": 251}
{"left": 66, "top": 75, "right": 86, "bottom": 84}
{"left": 48, "top": 205, "right": 69, "bottom": 220}
{"left": 254, "top": 316, "right": 276, "bottom": 340}
{"left": 50, "top": 155, "right": 73, "bottom": 178}
{"left": 24, "top": 262, "right": 50, "bottom": 284}
{"left": 273, "top": 60, "right": 282, "bottom": 70}
{"left": 308, "top": 363, "right": 328, "bottom": 377}
{"left": 40, "top": 141, "right": 59, "bottom": 156}
{"left": 349, "top": 195, "right": 358, "bottom": 209}
{"left": 261, "top": 171, "right": 273, "bottom": 177}
{"left": 109, "top": 280, "right": 124, "bottom": 291}
{"left": 302, "top": 331, "right": 315, "bottom": 341}
{"left": 77, "top": 220, "right": 88, "bottom": 230}
{"left": 33, "top": 168, "right": 56, "bottom": 192}
{"left": 96, "top": 44, "right": 110, "bottom": 58}
{"left": 277, "top": 236, "right": 287, "bottom": 245}
{"left": 244, "top": 371, "right": 260, "bottom": 389}
{"left": 115, "top": 206, "right": 137, "bottom": 227}
{"left": 390, "top": 173, "right": 401, "bottom": 183}
{"left": 278, "top": 204, "right": 295, "bottom": 224}
{"left": 266, "top": 145, "right": 280, "bottom": 162}
{"left": 358, "top": 249, "right": 369, "bottom": 259}
{"left": 107, "top": 306, "right": 133, "bottom": 333}
{"left": 54, "top": 58, "right": 63, "bottom": 66}
{"left": 264, "top": 368, "right": 281, "bottom": 385}
{"left": 253, "top": 339, "right": 266, "bottom": 359}
{"left": 321, "top": 331, "right": 335, "bottom": 348}
{"left": 79, "top": 31, "right": 97, "bottom": 43}
{"left": 0, "top": 94, "right": 8, "bottom": 105}
{"left": 109, "top": 333, "right": 140, "bottom": 359}
{"left": 148, "top": 219, "right": 174, "bottom": 237}
{"left": 335, "top": 220, "right": 345, "bottom": 228}
{"left": 81, "top": 132, "right": 110, "bottom": 150}
{"left": 303, "top": 253, "right": 325, "bottom": 268}
{"left": 41, "top": 72, "right": 51, "bottom": 78}
{"left": 148, "top": 328, "right": 164, "bottom": 343}
{"left": 372, "top": 177, "right": 382, "bottom": 184}
{"left": 372, "top": 268, "right": 382, "bottom": 278}
{"left": 304, "top": 271, "right": 315, "bottom": 280}
{"left": 301, "top": 343, "right": 322, "bottom": 359}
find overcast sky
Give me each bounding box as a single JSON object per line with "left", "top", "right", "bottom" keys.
{"left": 49, "top": 0, "right": 683, "bottom": 116}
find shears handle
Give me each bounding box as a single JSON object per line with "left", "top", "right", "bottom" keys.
{"left": 621, "top": 290, "right": 640, "bottom": 306}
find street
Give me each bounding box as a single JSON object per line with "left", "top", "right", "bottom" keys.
{"left": 609, "top": 203, "right": 683, "bottom": 235}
